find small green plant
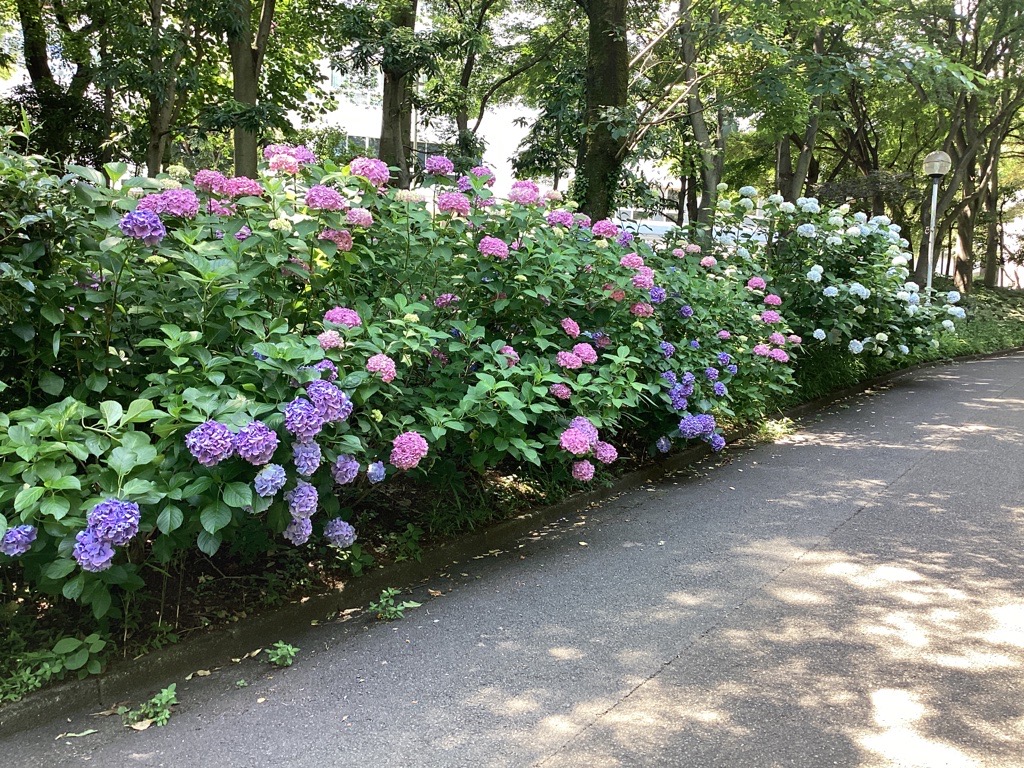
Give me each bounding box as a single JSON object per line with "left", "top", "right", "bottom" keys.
{"left": 235, "top": 679, "right": 248, "bottom": 687}
{"left": 369, "top": 588, "right": 422, "bottom": 621}
{"left": 120, "top": 684, "right": 178, "bottom": 728}
{"left": 387, "top": 523, "right": 425, "bottom": 562}
{"left": 265, "top": 641, "right": 299, "bottom": 667}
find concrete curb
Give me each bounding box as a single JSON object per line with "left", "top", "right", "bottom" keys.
{"left": 2, "top": 345, "right": 1021, "bottom": 736}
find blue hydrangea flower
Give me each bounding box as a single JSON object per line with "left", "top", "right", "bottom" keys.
{"left": 661, "top": 371, "right": 678, "bottom": 386}
{"left": 679, "top": 414, "right": 717, "bottom": 439}
{"left": 669, "top": 385, "right": 689, "bottom": 411}
{"left": 284, "top": 398, "right": 324, "bottom": 442}
{"left": 306, "top": 380, "right": 352, "bottom": 423}
{"left": 119, "top": 210, "right": 166, "bottom": 246}
{"left": 823, "top": 286, "right": 839, "bottom": 298}
{"left": 655, "top": 436, "right": 672, "bottom": 453}
{"left": 73, "top": 528, "right": 115, "bottom": 572}
{"left": 660, "top": 341, "right": 675, "bottom": 358}
{"left": 314, "top": 359, "right": 339, "bottom": 382}
{"left": 185, "top": 421, "right": 235, "bottom": 467}
{"left": 726, "top": 364, "right": 738, "bottom": 375}
{"left": 616, "top": 231, "right": 635, "bottom": 246}
{"left": 713, "top": 382, "right": 727, "bottom": 397}
{"left": 812, "top": 328, "right": 827, "bottom": 341}
{"left": 285, "top": 480, "right": 318, "bottom": 518}
{"left": 796, "top": 223, "right": 816, "bottom": 237}
{"left": 689, "top": 339, "right": 700, "bottom": 349}
{"left": 234, "top": 420, "right": 279, "bottom": 465}
{"left": 0, "top": 524, "right": 37, "bottom": 556}
{"left": 293, "top": 442, "right": 322, "bottom": 476}
{"left": 704, "top": 367, "right": 719, "bottom": 381}
{"left": 283, "top": 516, "right": 313, "bottom": 546}
{"left": 679, "top": 305, "right": 694, "bottom": 318}
{"left": 650, "top": 286, "right": 667, "bottom": 304}
{"left": 87, "top": 498, "right": 140, "bottom": 545}
{"left": 717, "top": 353, "right": 731, "bottom": 366}
{"left": 709, "top": 434, "right": 726, "bottom": 452}
{"left": 254, "top": 464, "right": 287, "bottom": 497}
{"left": 367, "top": 462, "right": 386, "bottom": 484}
{"left": 331, "top": 455, "right": 360, "bottom": 485}
{"left": 681, "top": 372, "right": 696, "bottom": 386}
{"left": 849, "top": 339, "right": 864, "bottom": 354}
{"left": 324, "top": 518, "right": 357, "bottom": 548}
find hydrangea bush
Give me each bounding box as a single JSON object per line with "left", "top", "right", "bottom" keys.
{"left": 0, "top": 128, "right": 960, "bottom": 623}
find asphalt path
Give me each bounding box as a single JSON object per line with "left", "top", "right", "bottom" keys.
{"left": 5, "top": 353, "right": 1024, "bottom": 767}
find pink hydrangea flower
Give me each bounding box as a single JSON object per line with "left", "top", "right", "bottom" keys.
{"left": 424, "top": 155, "right": 454, "bottom": 175}
{"left": 747, "top": 276, "right": 767, "bottom": 290}
{"left": 717, "top": 330, "right": 731, "bottom": 339}
{"left": 434, "top": 293, "right": 460, "bottom": 308}
{"left": 632, "top": 266, "right": 655, "bottom": 290}
{"left": 620, "top": 253, "right": 645, "bottom": 269}
{"left": 500, "top": 345, "right": 519, "bottom": 367}
{"left": 761, "top": 310, "right": 782, "bottom": 324}
{"left": 269, "top": 154, "right": 301, "bottom": 175}
{"left": 753, "top": 344, "right": 771, "bottom": 356}
{"left": 557, "top": 351, "right": 584, "bottom": 369}
{"left": 550, "top": 383, "right": 573, "bottom": 400}
{"left": 572, "top": 460, "right": 595, "bottom": 481}
{"left": 470, "top": 165, "right": 496, "bottom": 186}
{"left": 559, "top": 428, "right": 592, "bottom": 455}
{"left": 561, "top": 318, "right": 581, "bottom": 338}
{"left": 574, "top": 214, "right": 592, "bottom": 228}
{"left": 610, "top": 289, "right": 626, "bottom": 302}
{"left": 764, "top": 294, "right": 783, "bottom": 306}
{"left": 324, "top": 306, "right": 362, "bottom": 327}
{"left": 769, "top": 332, "right": 786, "bottom": 345}
{"left": 220, "top": 177, "right": 265, "bottom": 198}
{"left": 346, "top": 208, "right": 374, "bottom": 228}
{"left": 768, "top": 348, "right": 790, "bottom": 363}
{"left": 207, "top": 198, "right": 236, "bottom": 216}
{"left": 508, "top": 180, "right": 540, "bottom": 205}
{"left": 305, "top": 185, "right": 347, "bottom": 211}
{"left": 319, "top": 229, "right": 353, "bottom": 251}
{"left": 672, "top": 248, "right": 686, "bottom": 258}
{"left": 350, "top": 157, "right": 391, "bottom": 187}
{"left": 630, "top": 303, "right": 655, "bottom": 318}
{"left": 591, "top": 219, "right": 619, "bottom": 238}
{"left": 137, "top": 189, "right": 200, "bottom": 219}
{"left": 788, "top": 335, "right": 802, "bottom": 344}
{"left": 194, "top": 169, "right": 226, "bottom": 193}
{"left": 573, "top": 343, "right": 598, "bottom": 364}
{"left": 390, "top": 431, "right": 429, "bottom": 470}
{"left": 437, "top": 192, "right": 471, "bottom": 216}
{"left": 478, "top": 236, "right": 509, "bottom": 260}
{"left": 263, "top": 143, "right": 316, "bottom": 164}
{"left": 685, "top": 243, "right": 702, "bottom": 253}
{"left": 594, "top": 441, "right": 618, "bottom": 464}
{"left": 366, "top": 353, "right": 397, "bottom": 383}
{"left": 700, "top": 256, "right": 718, "bottom": 268}
{"left": 546, "top": 209, "right": 575, "bottom": 227}
{"left": 318, "top": 330, "right": 344, "bottom": 350}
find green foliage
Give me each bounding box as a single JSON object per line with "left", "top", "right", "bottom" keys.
{"left": 120, "top": 684, "right": 178, "bottom": 728}
{"left": 265, "top": 641, "right": 299, "bottom": 667}
{"left": 0, "top": 633, "right": 107, "bottom": 704}
{"left": 369, "top": 587, "right": 421, "bottom": 621}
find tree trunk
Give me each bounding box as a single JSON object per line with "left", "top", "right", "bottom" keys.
{"left": 228, "top": 0, "right": 275, "bottom": 178}
{"left": 577, "top": 0, "right": 629, "bottom": 219}
{"left": 379, "top": 0, "right": 417, "bottom": 188}
{"left": 953, "top": 201, "right": 975, "bottom": 293}
{"left": 679, "top": 0, "right": 719, "bottom": 226}
{"left": 775, "top": 137, "right": 792, "bottom": 196}
{"left": 15, "top": 0, "right": 53, "bottom": 87}
{"left": 982, "top": 144, "right": 1000, "bottom": 288}
{"left": 146, "top": 1, "right": 189, "bottom": 177}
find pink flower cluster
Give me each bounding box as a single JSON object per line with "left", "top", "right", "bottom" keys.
{"left": 424, "top": 155, "right": 454, "bottom": 175}
{"left": 319, "top": 229, "right": 353, "bottom": 251}
{"left": 573, "top": 343, "right": 598, "bottom": 364}
{"left": 263, "top": 144, "right": 316, "bottom": 164}
{"left": 760, "top": 310, "right": 782, "bottom": 324}
{"left": 194, "top": 171, "right": 265, "bottom": 199}
{"left": 630, "top": 303, "right": 655, "bottom": 318}
{"left": 324, "top": 306, "right": 362, "bottom": 327}
{"left": 620, "top": 253, "right": 645, "bottom": 269}
{"left": 557, "top": 351, "right": 583, "bottom": 369}
{"left": 561, "top": 318, "right": 581, "bottom": 338}
{"left": 746, "top": 276, "right": 767, "bottom": 290}
{"left": 478, "top": 236, "right": 509, "bottom": 260}
{"left": 269, "top": 154, "right": 301, "bottom": 174}
{"left": 546, "top": 209, "right": 575, "bottom": 227}
{"left": 591, "top": 219, "right": 620, "bottom": 238}
{"left": 318, "top": 330, "right": 344, "bottom": 350}
{"left": 717, "top": 330, "right": 731, "bottom": 339}
{"left": 470, "top": 166, "right": 496, "bottom": 186}
{"left": 346, "top": 208, "right": 373, "bottom": 228}
{"left": 508, "top": 180, "right": 540, "bottom": 205}
{"left": 366, "top": 353, "right": 397, "bottom": 383}
{"left": 572, "top": 461, "right": 595, "bottom": 481}
{"left": 350, "top": 157, "right": 391, "bottom": 187}
{"left": 390, "top": 431, "right": 429, "bottom": 470}
{"left": 437, "top": 192, "right": 471, "bottom": 216}
{"left": 434, "top": 293, "right": 460, "bottom": 308}
{"left": 500, "top": 345, "right": 520, "bottom": 367}
{"left": 305, "top": 185, "right": 347, "bottom": 211}
{"left": 753, "top": 344, "right": 770, "bottom": 356}
{"left": 700, "top": 256, "right": 718, "bottom": 268}
{"left": 550, "top": 383, "right": 573, "bottom": 400}
{"left": 768, "top": 348, "right": 790, "bottom": 362}
{"left": 763, "top": 294, "right": 782, "bottom": 306}
{"left": 632, "top": 267, "right": 655, "bottom": 290}
{"left": 137, "top": 189, "right": 199, "bottom": 219}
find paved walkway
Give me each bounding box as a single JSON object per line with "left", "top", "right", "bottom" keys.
{"left": 6, "top": 354, "right": 1024, "bottom": 767}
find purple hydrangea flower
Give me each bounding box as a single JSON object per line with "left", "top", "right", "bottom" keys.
{"left": 569, "top": 417, "right": 599, "bottom": 447}
{"left": 283, "top": 516, "right": 313, "bottom": 546}
{"left": 254, "top": 464, "right": 287, "bottom": 497}
{"left": 119, "top": 210, "right": 166, "bottom": 246}
{"left": 234, "top": 420, "right": 279, "bottom": 465}
{"left": 616, "top": 231, "right": 635, "bottom": 246}
{"left": 285, "top": 481, "right": 318, "bottom": 518}
{"left": 324, "top": 518, "right": 358, "bottom": 548}
{"left": 709, "top": 434, "right": 727, "bottom": 452}
{"left": 656, "top": 436, "right": 672, "bottom": 453}
{"left": 669, "top": 385, "right": 689, "bottom": 411}
{"left": 726, "top": 364, "right": 738, "bottom": 375}
{"left": 185, "top": 421, "right": 235, "bottom": 467}
{"left": 682, "top": 372, "right": 696, "bottom": 386}
{"left": 424, "top": 155, "right": 455, "bottom": 175}
{"left": 306, "top": 380, "right": 352, "bottom": 423}
{"left": 660, "top": 341, "right": 675, "bottom": 358}
{"left": 679, "top": 305, "right": 694, "bottom": 318}
{"left": 704, "top": 367, "right": 720, "bottom": 381}
{"left": 293, "top": 441, "right": 322, "bottom": 476}
{"left": 0, "top": 524, "right": 37, "bottom": 556}
{"left": 87, "top": 498, "right": 140, "bottom": 546}
{"left": 713, "top": 382, "right": 727, "bottom": 397}
{"left": 284, "top": 398, "right": 323, "bottom": 442}
{"left": 679, "top": 414, "right": 717, "bottom": 439}
{"left": 572, "top": 460, "right": 595, "bottom": 481}
{"left": 313, "top": 359, "right": 339, "bottom": 382}
{"left": 689, "top": 340, "right": 700, "bottom": 350}
{"left": 73, "top": 528, "right": 115, "bottom": 572}
{"left": 717, "top": 353, "right": 732, "bottom": 366}
{"left": 234, "top": 225, "right": 252, "bottom": 241}
{"left": 661, "top": 371, "right": 678, "bottom": 386}
{"left": 650, "top": 286, "right": 667, "bottom": 304}
{"left": 331, "top": 455, "right": 360, "bottom": 485}
{"left": 367, "top": 462, "right": 386, "bottom": 484}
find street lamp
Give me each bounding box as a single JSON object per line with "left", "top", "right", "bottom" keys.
{"left": 923, "top": 150, "right": 952, "bottom": 299}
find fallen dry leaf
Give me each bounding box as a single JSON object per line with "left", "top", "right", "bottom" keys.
{"left": 248, "top": 648, "right": 263, "bottom": 658}
{"left": 427, "top": 589, "right": 442, "bottom": 597}
{"left": 129, "top": 719, "right": 153, "bottom": 731}
{"left": 257, "top": 697, "right": 266, "bottom": 704}
{"left": 195, "top": 669, "right": 211, "bottom": 677}
{"left": 55, "top": 729, "right": 98, "bottom": 739}
{"left": 91, "top": 703, "right": 127, "bottom": 717}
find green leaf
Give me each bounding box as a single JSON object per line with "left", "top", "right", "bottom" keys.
{"left": 200, "top": 502, "right": 232, "bottom": 534}
{"left": 107, "top": 446, "right": 138, "bottom": 477}
{"left": 14, "top": 486, "right": 45, "bottom": 513}
{"left": 90, "top": 588, "right": 112, "bottom": 619}
{"left": 123, "top": 399, "right": 163, "bottom": 424}
{"left": 45, "top": 475, "right": 81, "bottom": 491}
{"left": 52, "top": 637, "right": 83, "bottom": 655}
{"left": 66, "top": 164, "right": 106, "bottom": 186}
{"left": 222, "top": 482, "right": 252, "bottom": 509}
{"left": 197, "top": 530, "right": 222, "bottom": 556}
{"left": 62, "top": 574, "right": 85, "bottom": 600}
{"left": 41, "top": 306, "right": 64, "bottom": 325}
{"left": 45, "top": 559, "right": 77, "bottom": 580}
{"left": 40, "top": 495, "right": 71, "bottom": 519}
{"left": 99, "top": 401, "right": 123, "bottom": 427}
{"left": 156, "top": 505, "right": 184, "bottom": 534}
{"left": 86, "top": 373, "right": 108, "bottom": 393}
{"left": 64, "top": 647, "right": 90, "bottom": 671}
{"left": 39, "top": 371, "right": 65, "bottom": 395}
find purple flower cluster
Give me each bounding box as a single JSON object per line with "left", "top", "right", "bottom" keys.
{"left": 662, "top": 371, "right": 678, "bottom": 386}
{"left": 285, "top": 398, "right": 324, "bottom": 442}
{"left": 559, "top": 428, "right": 592, "bottom": 455}
{"left": 350, "top": 157, "right": 391, "bottom": 187}
{"left": 307, "top": 380, "right": 352, "bottom": 423}
{"left": 293, "top": 441, "right": 322, "bottom": 476}
{"left": 591, "top": 219, "right": 619, "bottom": 238}
{"left": 650, "top": 286, "right": 667, "bottom": 304}
{"left": 594, "top": 441, "right": 618, "bottom": 464}
{"left": 478, "top": 236, "right": 510, "bottom": 260}
{"left": 437, "top": 192, "right": 471, "bottom": 216}
{"left": 660, "top": 341, "right": 675, "bottom": 358}
{"left": 669, "top": 385, "right": 689, "bottom": 411}
{"left": 424, "top": 155, "right": 455, "bottom": 175}
{"left": 761, "top": 310, "right": 782, "bottom": 324}
{"left": 508, "top": 180, "right": 540, "bottom": 205}
{"left": 713, "top": 382, "right": 728, "bottom": 396}
{"left": 319, "top": 229, "right": 353, "bottom": 251}
{"left": 679, "top": 305, "right": 694, "bottom": 318}
{"left": 1, "top": 524, "right": 37, "bottom": 557}
{"left": 434, "top": 293, "right": 460, "bottom": 308}
{"left": 656, "top": 436, "right": 672, "bottom": 453}
{"left": 254, "top": 464, "right": 287, "bottom": 497}
{"left": 137, "top": 188, "right": 200, "bottom": 219}
{"left": 73, "top": 498, "right": 140, "bottom": 571}
{"left": 550, "top": 383, "right": 573, "bottom": 400}
{"left": 283, "top": 517, "right": 313, "bottom": 546}
{"left": 332, "top": 455, "right": 360, "bottom": 485}
{"left": 234, "top": 420, "right": 278, "bottom": 465}
{"left": 391, "top": 431, "right": 430, "bottom": 470}
{"left": 500, "top": 345, "right": 520, "bottom": 367}
{"left": 186, "top": 421, "right": 235, "bottom": 466}
{"left": 367, "top": 462, "right": 386, "bottom": 484}
{"left": 263, "top": 143, "right": 316, "bottom": 164}
{"left": 726, "top": 364, "right": 738, "bottom": 375}
{"left": 325, "top": 518, "right": 358, "bottom": 548}
{"left": 119, "top": 210, "right": 166, "bottom": 246}
{"left": 704, "top": 367, "right": 720, "bottom": 381}
{"left": 717, "top": 353, "right": 732, "bottom": 366}
{"left": 324, "top": 306, "right": 362, "bottom": 327}
{"left": 73, "top": 530, "right": 115, "bottom": 573}
{"left": 546, "top": 209, "right": 575, "bottom": 227}
{"left": 572, "top": 460, "right": 595, "bottom": 481}
{"left": 678, "top": 414, "right": 717, "bottom": 440}
{"left": 305, "top": 185, "right": 347, "bottom": 211}
{"left": 286, "top": 480, "right": 318, "bottom": 519}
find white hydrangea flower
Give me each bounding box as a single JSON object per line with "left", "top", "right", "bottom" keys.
{"left": 875, "top": 332, "right": 889, "bottom": 342}
{"left": 779, "top": 202, "right": 797, "bottom": 214}
{"left": 806, "top": 270, "right": 822, "bottom": 282}
{"left": 947, "top": 290, "right": 961, "bottom": 303}
{"left": 717, "top": 182, "right": 729, "bottom": 192}
{"left": 891, "top": 255, "right": 908, "bottom": 267}
{"left": 797, "top": 223, "right": 816, "bottom": 237}
{"left": 739, "top": 186, "right": 758, "bottom": 197}
{"left": 828, "top": 215, "right": 845, "bottom": 226}
{"left": 905, "top": 281, "right": 919, "bottom": 292}
{"left": 717, "top": 198, "right": 732, "bottom": 210}
{"left": 898, "top": 344, "right": 909, "bottom": 354}
{"left": 768, "top": 194, "right": 785, "bottom": 205}
{"left": 853, "top": 212, "right": 868, "bottom": 223}
{"left": 837, "top": 204, "right": 851, "bottom": 214}
{"left": 845, "top": 226, "right": 862, "bottom": 237}
{"left": 813, "top": 328, "right": 826, "bottom": 341}
{"left": 738, "top": 197, "right": 755, "bottom": 211}
{"left": 853, "top": 305, "right": 867, "bottom": 314}
{"left": 826, "top": 236, "right": 843, "bottom": 246}
{"left": 849, "top": 339, "right": 864, "bottom": 354}
{"left": 896, "top": 291, "right": 910, "bottom": 301}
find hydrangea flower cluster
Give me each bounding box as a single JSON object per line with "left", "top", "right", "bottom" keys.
{"left": 186, "top": 420, "right": 235, "bottom": 466}
{"left": 550, "top": 383, "right": 573, "bottom": 400}
{"left": 367, "top": 462, "right": 386, "bottom": 484}
{"left": 346, "top": 208, "right": 374, "bottom": 228}
{"left": 325, "top": 518, "right": 358, "bottom": 548}
{"left": 119, "top": 210, "right": 166, "bottom": 246}
{"left": 367, "top": 353, "right": 397, "bottom": 383}
{"left": 478, "top": 236, "right": 510, "bottom": 260}
{"left": 255, "top": 464, "right": 287, "bottom": 497}
{"left": 350, "top": 157, "right": 391, "bottom": 187}
{"left": 573, "top": 343, "right": 598, "bottom": 364}
{"left": 561, "top": 318, "right": 581, "bottom": 338}
{"left": 424, "top": 155, "right": 455, "bottom": 175}
{"left": 437, "top": 192, "right": 471, "bottom": 216}
{"left": 305, "top": 185, "right": 347, "bottom": 211}
{"left": 285, "top": 398, "right": 324, "bottom": 442}
{"left": 508, "top": 180, "right": 540, "bottom": 205}
{"left": 293, "top": 441, "right": 322, "bottom": 475}
{"left": 324, "top": 306, "right": 362, "bottom": 327}
{"left": 233, "top": 420, "right": 279, "bottom": 465}
{"left": 390, "top": 431, "right": 430, "bottom": 470}
{"left": 319, "top": 229, "right": 354, "bottom": 251}
{"left": 332, "top": 455, "right": 360, "bottom": 485}
{"left": 307, "top": 380, "right": 353, "bottom": 422}
{"left": 546, "top": 209, "right": 575, "bottom": 227}
{"left": 137, "top": 188, "right": 200, "bottom": 219}
{"left": 73, "top": 498, "right": 141, "bottom": 571}
{"left": 591, "top": 219, "right": 619, "bottom": 238}
{"left": 435, "top": 293, "right": 460, "bottom": 308}
{"left": 1, "top": 524, "right": 37, "bottom": 557}
{"left": 500, "top": 345, "right": 520, "bottom": 367}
